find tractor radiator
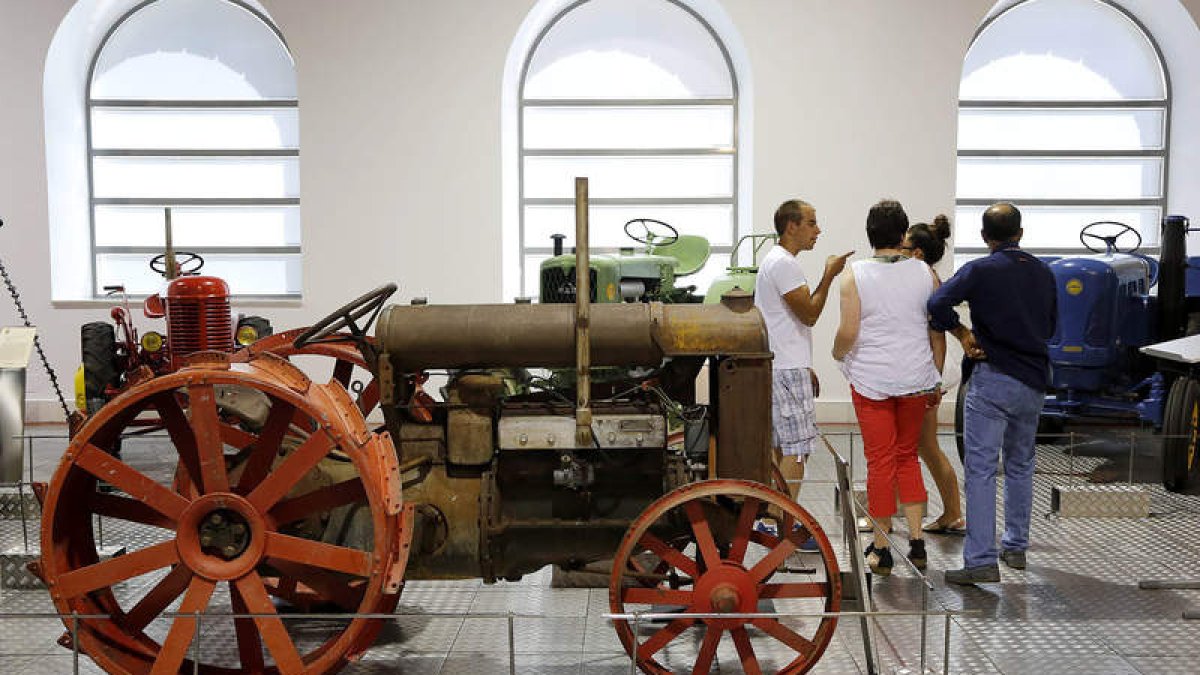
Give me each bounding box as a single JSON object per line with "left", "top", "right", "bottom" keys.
{"left": 540, "top": 267, "right": 597, "bottom": 303}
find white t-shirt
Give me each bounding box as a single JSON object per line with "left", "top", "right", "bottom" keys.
{"left": 755, "top": 245, "right": 812, "bottom": 370}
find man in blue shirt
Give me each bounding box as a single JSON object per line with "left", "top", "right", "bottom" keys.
{"left": 927, "top": 203, "right": 1056, "bottom": 584}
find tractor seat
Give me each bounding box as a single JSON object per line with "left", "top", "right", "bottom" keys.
{"left": 650, "top": 234, "right": 711, "bottom": 277}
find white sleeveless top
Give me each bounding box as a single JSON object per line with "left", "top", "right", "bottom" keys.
{"left": 840, "top": 257, "right": 940, "bottom": 400}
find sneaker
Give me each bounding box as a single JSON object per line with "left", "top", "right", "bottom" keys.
{"left": 864, "top": 544, "right": 893, "bottom": 576}
{"left": 1000, "top": 549, "right": 1027, "bottom": 570}
{"left": 754, "top": 520, "right": 779, "bottom": 537}
{"left": 798, "top": 536, "right": 821, "bottom": 552}
{"left": 908, "top": 539, "right": 927, "bottom": 571}
{"left": 944, "top": 564, "right": 1000, "bottom": 585}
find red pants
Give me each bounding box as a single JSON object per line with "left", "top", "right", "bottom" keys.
{"left": 851, "top": 388, "right": 928, "bottom": 518}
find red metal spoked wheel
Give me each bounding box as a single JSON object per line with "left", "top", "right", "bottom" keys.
{"left": 39, "top": 353, "right": 409, "bottom": 674}
{"left": 236, "top": 329, "right": 381, "bottom": 418}
{"left": 242, "top": 329, "right": 434, "bottom": 423}
{"left": 610, "top": 480, "right": 840, "bottom": 675}
{"left": 770, "top": 462, "right": 790, "bottom": 497}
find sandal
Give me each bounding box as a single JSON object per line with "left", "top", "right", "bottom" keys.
{"left": 922, "top": 517, "right": 966, "bottom": 535}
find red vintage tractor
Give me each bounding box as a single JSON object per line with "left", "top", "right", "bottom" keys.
{"left": 77, "top": 249, "right": 273, "bottom": 418}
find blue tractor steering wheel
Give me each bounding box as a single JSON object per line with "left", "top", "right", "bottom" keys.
{"left": 1079, "top": 220, "right": 1158, "bottom": 287}
{"left": 1079, "top": 220, "right": 1141, "bottom": 255}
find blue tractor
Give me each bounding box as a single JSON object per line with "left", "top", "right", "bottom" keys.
{"left": 954, "top": 215, "right": 1200, "bottom": 492}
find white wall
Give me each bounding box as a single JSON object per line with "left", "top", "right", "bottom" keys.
{"left": 3, "top": 0, "right": 1200, "bottom": 423}
{"left": 0, "top": 0, "right": 76, "bottom": 421}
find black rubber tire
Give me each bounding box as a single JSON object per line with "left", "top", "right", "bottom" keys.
{"left": 1187, "top": 311, "right": 1200, "bottom": 337}
{"left": 81, "top": 322, "right": 120, "bottom": 414}
{"left": 954, "top": 375, "right": 968, "bottom": 463}
{"left": 1162, "top": 376, "right": 1200, "bottom": 492}
{"left": 236, "top": 315, "right": 274, "bottom": 344}
{"left": 1036, "top": 415, "right": 1066, "bottom": 446}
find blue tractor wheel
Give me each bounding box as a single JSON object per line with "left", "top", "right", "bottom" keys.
{"left": 1035, "top": 415, "right": 1066, "bottom": 446}
{"left": 954, "top": 376, "right": 968, "bottom": 463}
{"left": 1162, "top": 376, "right": 1200, "bottom": 492}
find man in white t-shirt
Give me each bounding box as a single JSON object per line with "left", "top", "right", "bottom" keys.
{"left": 755, "top": 199, "right": 852, "bottom": 496}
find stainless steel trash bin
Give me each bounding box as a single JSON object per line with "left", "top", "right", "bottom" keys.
{"left": 0, "top": 327, "right": 35, "bottom": 484}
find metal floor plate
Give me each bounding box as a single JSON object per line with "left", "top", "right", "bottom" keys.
{"left": 7, "top": 426, "right": 1200, "bottom": 674}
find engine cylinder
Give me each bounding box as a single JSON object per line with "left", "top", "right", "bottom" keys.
{"left": 165, "top": 275, "right": 232, "bottom": 369}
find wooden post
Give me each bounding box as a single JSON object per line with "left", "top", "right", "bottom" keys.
{"left": 574, "top": 177, "right": 592, "bottom": 448}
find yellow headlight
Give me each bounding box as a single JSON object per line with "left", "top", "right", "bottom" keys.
{"left": 140, "top": 331, "right": 164, "bottom": 353}
{"left": 235, "top": 325, "right": 259, "bottom": 346}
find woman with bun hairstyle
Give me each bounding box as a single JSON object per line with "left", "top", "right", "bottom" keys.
{"left": 902, "top": 215, "right": 964, "bottom": 534}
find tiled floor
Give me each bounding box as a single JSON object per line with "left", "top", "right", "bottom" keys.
{"left": 4, "top": 424, "right": 1200, "bottom": 673}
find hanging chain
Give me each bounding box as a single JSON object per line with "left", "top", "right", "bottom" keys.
{"left": 0, "top": 220, "right": 72, "bottom": 423}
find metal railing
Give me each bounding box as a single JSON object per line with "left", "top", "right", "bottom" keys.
{"left": 2, "top": 426, "right": 1193, "bottom": 673}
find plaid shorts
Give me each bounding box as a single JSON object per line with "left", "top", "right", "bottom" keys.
{"left": 772, "top": 368, "right": 818, "bottom": 457}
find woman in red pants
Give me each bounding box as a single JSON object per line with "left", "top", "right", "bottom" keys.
{"left": 833, "top": 200, "right": 945, "bottom": 575}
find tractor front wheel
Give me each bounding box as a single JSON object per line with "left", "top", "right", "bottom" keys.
{"left": 610, "top": 480, "right": 840, "bottom": 674}
{"left": 1163, "top": 375, "right": 1200, "bottom": 492}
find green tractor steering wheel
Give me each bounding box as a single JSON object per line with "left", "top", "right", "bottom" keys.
{"left": 624, "top": 218, "right": 679, "bottom": 248}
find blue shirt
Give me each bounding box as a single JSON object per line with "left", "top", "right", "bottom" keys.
{"left": 927, "top": 242, "right": 1057, "bottom": 391}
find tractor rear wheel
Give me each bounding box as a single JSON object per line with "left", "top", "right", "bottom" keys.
{"left": 81, "top": 321, "right": 120, "bottom": 414}
{"left": 39, "top": 353, "right": 410, "bottom": 674}
{"left": 1035, "top": 415, "right": 1066, "bottom": 446}
{"left": 1162, "top": 376, "right": 1200, "bottom": 492}
{"left": 954, "top": 375, "right": 968, "bottom": 463}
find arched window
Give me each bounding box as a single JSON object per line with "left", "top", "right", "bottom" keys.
{"left": 957, "top": 0, "right": 1168, "bottom": 260}
{"left": 518, "top": 0, "right": 738, "bottom": 298}
{"left": 86, "top": 0, "right": 299, "bottom": 298}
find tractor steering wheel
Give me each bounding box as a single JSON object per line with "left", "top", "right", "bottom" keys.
{"left": 624, "top": 218, "right": 679, "bottom": 247}
{"left": 149, "top": 252, "right": 204, "bottom": 277}
{"left": 1079, "top": 221, "right": 1142, "bottom": 255}
{"left": 293, "top": 283, "right": 398, "bottom": 349}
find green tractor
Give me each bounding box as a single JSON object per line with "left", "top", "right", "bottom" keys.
{"left": 538, "top": 218, "right": 712, "bottom": 303}
{"left": 702, "top": 233, "right": 778, "bottom": 303}
{"left": 538, "top": 219, "right": 779, "bottom": 305}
